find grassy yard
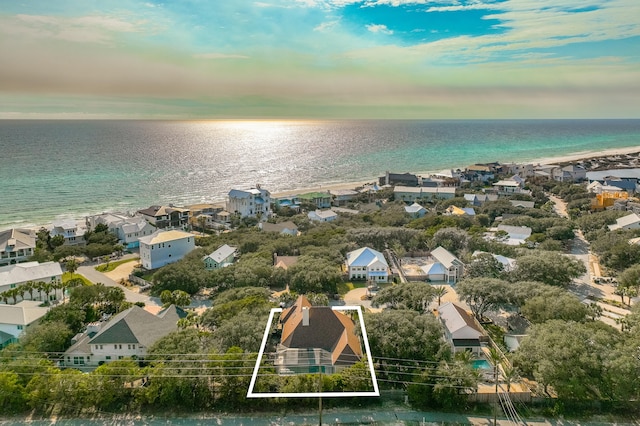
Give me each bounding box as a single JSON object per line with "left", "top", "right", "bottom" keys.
{"left": 336, "top": 281, "right": 367, "bottom": 295}
{"left": 62, "top": 272, "right": 92, "bottom": 286}
{"left": 94, "top": 257, "right": 138, "bottom": 273}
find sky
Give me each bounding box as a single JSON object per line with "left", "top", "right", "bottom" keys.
{"left": 1, "top": 0, "right": 639, "bottom": 119}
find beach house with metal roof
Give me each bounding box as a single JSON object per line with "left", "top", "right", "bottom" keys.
{"left": 0, "top": 300, "right": 49, "bottom": 348}
{"left": 307, "top": 209, "right": 338, "bottom": 222}
{"left": 608, "top": 212, "right": 640, "bottom": 231}
{"left": 0, "top": 228, "right": 35, "bottom": 266}
{"left": 275, "top": 295, "right": 362, "bottom": 374}
{"left": 438, "top": 302, "right": 486, "bottom": 355}
{"left": 138, "top": 230, "right": 195, "bottom": 270}
{"left": 429, "top": 246, "right": 464, "bottom": 284}
{"left": 346, "top": 247, "right": 389, "bottom": 282}
{"left": 203, "top": 244, "right": 237, "bottom": 270}
{"left": 0, "top": 261, "right": 63, "bottom": 296}
{"left": 62, "top": 305, "right": 184, "bottom": 369}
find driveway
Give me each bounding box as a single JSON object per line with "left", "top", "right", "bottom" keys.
{"left": 78, "top": 265, "right": 160, "bottom": 306}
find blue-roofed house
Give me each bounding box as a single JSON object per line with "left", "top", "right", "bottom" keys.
{"left": 203, "top": 244, "right": 237, "bottom": 270}
{"left": 346, "top": 247, "right": 389, "bottom": 283}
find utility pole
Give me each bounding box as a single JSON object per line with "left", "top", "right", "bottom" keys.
{"left": 318, "top": 371, "right": 323, "bottom": 426}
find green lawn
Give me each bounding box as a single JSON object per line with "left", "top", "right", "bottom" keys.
{"left": 336, "top": 281, "right": 367, "bottom": 296}
{"left": 62, "top": 272, "right": 92, "bottom": 286}
{"left": 94, "top": 257, "right": 138, "bottom": 273}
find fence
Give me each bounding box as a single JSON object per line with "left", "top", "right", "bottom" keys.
{"left": 128, "top": 274, "right": 152, "bottom": 291}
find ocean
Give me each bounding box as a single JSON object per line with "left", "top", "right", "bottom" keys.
{"left": 1, "top": 119, "right": 640, "bottom": 230}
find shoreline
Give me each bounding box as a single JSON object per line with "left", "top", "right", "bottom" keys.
{"left": 4, "top": 145, "right": 640, "bottom": 233}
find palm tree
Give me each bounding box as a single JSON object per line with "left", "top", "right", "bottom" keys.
{"left": 35, "top": 281, "right": 45, "bottom": 301}
{"left": 42, "top": 282, "right": 54, "bottom": 303}
{"left": 65, "top": 258, "right": 78, "bottom": 279}
{"left": 25, "top": 281, "right": 36, "bottom": 301}
{"left": 6, "top": 288, "right": 19, "bottom": 305}
{"left": 0, "top": 292, "right": 8, "bottom": 305}
{"left": 502, "top": 365, "right": 519, "bottom": 394}
{"left": 434, "top": 285, "right": 448, "bottom": 306}
{"left": 16, "top": 286, "right": 26, "bottom": 303}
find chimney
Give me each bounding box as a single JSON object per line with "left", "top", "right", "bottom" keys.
{"left": 302, "top": 307, "right": 309, "bottom": 326}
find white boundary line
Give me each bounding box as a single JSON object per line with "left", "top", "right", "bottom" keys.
{"left": 246, "top": 305, "right": 379, "bottom": 398}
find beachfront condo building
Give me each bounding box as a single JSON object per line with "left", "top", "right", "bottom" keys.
{"left": 138, "top": 230, "right": 195, "bottom": 270}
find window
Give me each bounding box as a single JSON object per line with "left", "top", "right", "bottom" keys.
{"left": 10, "top": 284, "right": 16, "bottom": 288}
{"left": 17, "top": 325, "right": 23, "bottom": 330}
{"left": 99, "top": 344, "right": 103, "bottom": 349}
{"left": 106, "top": 356, "right": 111, "bottom": 360}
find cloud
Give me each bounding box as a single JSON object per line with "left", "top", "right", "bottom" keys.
{"left": 193, "top": 53, "right": 250, "bottom": 59}
{"left": 366, "top": 24, "right": 393, "bottom": 34}
{"left": 314, "top": 19, "right": 341, "bottom": 31}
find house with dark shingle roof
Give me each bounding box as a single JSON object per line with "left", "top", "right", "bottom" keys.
{"left": 275, "top": 295, "right": 362, "bottom": 374}
{"left": 62, "top": 305, "right": 185, "bottom": 369}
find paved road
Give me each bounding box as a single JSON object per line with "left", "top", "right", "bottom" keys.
{"left": 78, "top": 265, "right": 160, "bottom": 306}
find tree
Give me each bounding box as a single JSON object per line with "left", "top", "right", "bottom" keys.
{"left": 509, "top": 251, "right": 586, "bottom": 287}
{"left": 455, "top": 278, "right": 510, "bottom": 319}
{"left": 521, "top": 293, "right": 588, "bottom": 324}
{"left": 433, "top": 285, "right": 448, "bottom": 306}
{"left": 430, "top": 227, "right": 469, "bottom": 256}
{"left": 19, "top": 320, "right": 74, "bottom": 353}
{"left": 160, "top": 290, "right": 191, "bottom": 308}
{"left": 513, "top": 320, "right": 621, "bottom": 400}
{"left": 464, "top": 252, "right": 504, "bottom": 279}
{"left": 0, "top": 371, "right": 28, "bottom": 414}
{"left": 65, "top": 258, "right": 78, "bottom": 279}
{"left": 365, "top": 310, "right": 450, "bottom": 362}
{"left": 371, "top": 282, "right": 436, "bottom": 314}
{"left": 618, "top": 264, "right": 640, "bottom": 304}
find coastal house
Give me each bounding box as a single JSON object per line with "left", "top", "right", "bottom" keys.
{"left": 444, "top": 206, "right": 475, "bottom": 216}
{"left": 509, "top": 200, "right": 535, "bottom": 209}
{"left": 405, "top": 202, "right": 427, "bottom": 218}
{"left": 274, "top": 255, "right": 299, "bottom": 270}
{"left": 463, "top": 193, "right": 498, "bottom": 206}
{"left": 298, "top": 192, "right": 332, "bottom": 209}
{"left": 187, "top": 203, "right": 228, "bottom": 229}
{"left": 51, "top": 219, "right": 86, "bottom": 246}
{"left": 87, "top": 213, "right": 156, "bottom": 249}
{"left": 608, "top": 213, "right": 640, "bottom": 231}
{"left": 587, "top": 169, "right": 640, "bottom": 194}
{"left": 0, "top": 261, "right": 63, "bottom": 298}
{"left": 138, "top": 230, "right": 195, "bottom": 270}
{"left": 259, "top": 221, "right": 299, "bottom": 236}
{"left": 437, "top": 302, "right": 486, "bottom": 355}
{"left": 137, "top": 205, "right": 190, "bottom": 229}
{"left": 552, "top": 164, "right": 587, "bottom": 182}
{"left": 330, "top": 189, "right": 359, "bottom": 206}
{"left": 491, "top": 178, "right": 529, "bottom": 196}
{"left": 394, "top": 186, "right": 456, "bottom": 203}
{"left": 308, "top": 209, "right": 338, "bottom": 222}
{"left": 346, "top": 247, "right": 389, "bottom": 283}
{"left": 227, "top": 186, "right": 271, "bottom": 219}
{"left": 0, "top": 300, "right": 49, "bottom": 348}
{"left": 0, "top": 228, "right": 35, "bottom": 266}
{"left": 203, "top": 244, "right": 237, "bottom": 270}
{"left": 62, "top": 305, "right": 184, "bottom": 369}
{"left": 421, "top": 246, "right": 464, "bottom": 284}
{"left": 472, "top": 251, "right": 517, "bottom": 272}
{"left": 275, "top": 295, "right": 362, "bottom": 375}
{"left": 379, "top": 171, "right": 419, "bottom": 187}
{"left": 495, "top": 224, "right": 533, "bottom": 246}
{"left": 464, "top": 164, "right": 501, "bottom": 182}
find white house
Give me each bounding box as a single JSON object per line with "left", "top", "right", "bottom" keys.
{"left": 227, "top": 186, "right": 271, "bottom": 219}
{"left": 0, "top": 228, "right": 36, "bottom": 266}
{"left": 425, "top": 246, "right": 464, "bottom": 284}
{"left": 438, "top": 302, "right": 486, "bottom": 355}
{"left": 87, "top": 213, "right": 156, "bottom": 249}
{"left": 496, "top": 224, "right": 533, "bottom": 246}
{"left": 203, "top": 244, "right": 237, "bottom": 270}
{"left": 0, "top": 261, "right": 63, "bottom": 296}
{"left": 0, "top": 300, "right": 49, "bottom": 348}
{"left": 51, "top": 219, "right": 86, "bottom": 246}
{"left": 308, "top": 209, "right": 338, "bottom": 222}
{"left": 139, "top": 230, "right": 195, "bottom": 270}
{"left": 346, "top": 247, "right": 389, "bottom": 282}
{"left": 62, "top": 305, "right": 184, "bottom": 368}
{"left": 608, "top": 213, "right": 640, "bottom": 231}
{"left": 330, "top": 189, "right": 359, "bottom": 206}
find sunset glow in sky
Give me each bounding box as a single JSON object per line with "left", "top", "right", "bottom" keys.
{"left": 1, "top": 0, "right": 639, "bottom": 119}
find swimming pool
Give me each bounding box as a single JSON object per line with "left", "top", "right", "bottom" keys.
{"left": 471, "top": 359, "right": 492, "bottom": 370}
